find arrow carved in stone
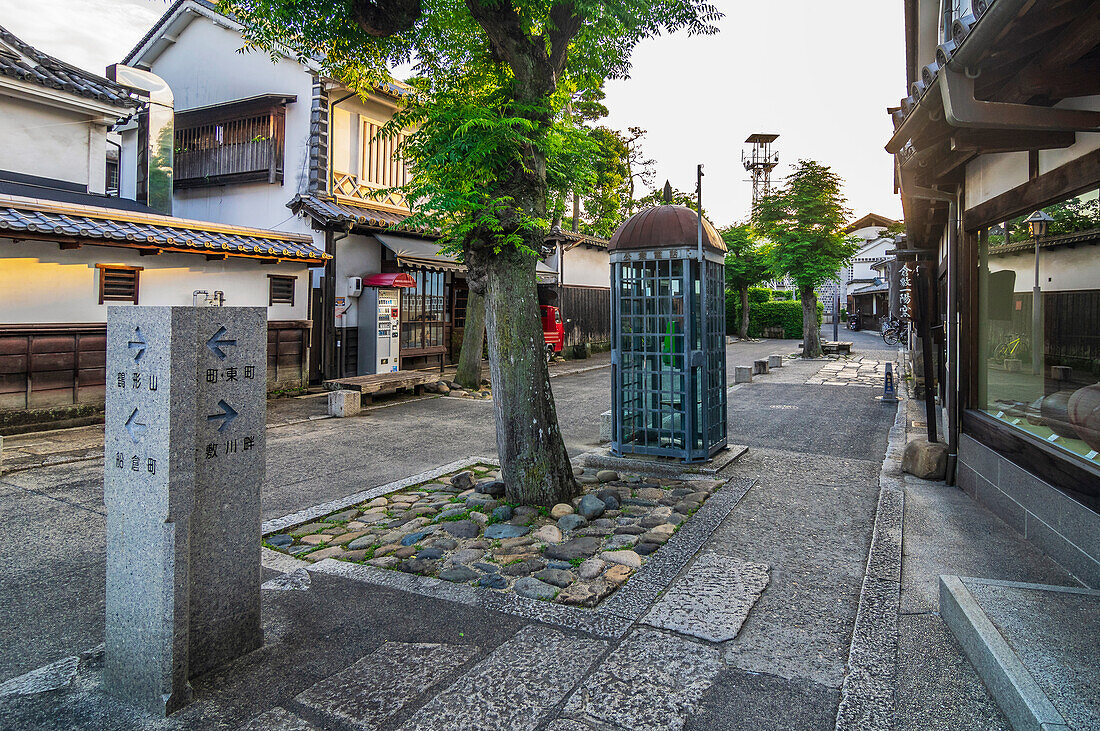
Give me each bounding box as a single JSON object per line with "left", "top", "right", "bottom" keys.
{"left": 128, "top": 327, "right": 147, "bottom": 362}
{"left": 207, "top": 399, "right": 239, "bottom": 433}
{"left": 124, "top": 408, "right": 147, "bottom": 443}
{"left": 205, "top": 326, "right": 237, "bottom": 360}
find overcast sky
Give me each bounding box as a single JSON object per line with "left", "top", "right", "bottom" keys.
{"left": 2, "top": 0, "right": 905, "bottom": 227}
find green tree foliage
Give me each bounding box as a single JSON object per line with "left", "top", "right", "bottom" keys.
{"left": 721, "top": 223, "right": 770, "bottom": 340}
{"left": 990, "top": 194, "right": 1100, "bottom": 245}
{"left": 754, "top": 160, "right": 858, "bottom": 357}
{"left": 222, "top": 0, "right": 721, "bottom": 505}
{"left": 580, "top": 126, "right": 630, "bottom": 239}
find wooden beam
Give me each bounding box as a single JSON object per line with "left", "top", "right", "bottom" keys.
{"left": 965, "top": 148, "right": 1100, "bottom": 230}
{"left": 949, "top": 130, "right": 1076, "bottom": 153}
{"left": 138, "top": 248, "right": 160, "bottom": 256}
{"left": 58, "top": 241, "right": 81, "bottom": 250}
{"left": 205, "top": 253, "right": 228, "bottom": 261}
{"left": 1041, "top": 4, "right": 1100, "bottom": 70}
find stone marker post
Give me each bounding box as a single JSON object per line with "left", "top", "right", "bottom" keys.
{"left": 189, "top": 307, "right": 266, "bottom": 675}
{"left": 104, "top": 306, "right": 266, "bottom": 715}
{"left": 105, "top": 308, "right": 197, "bottom": 715}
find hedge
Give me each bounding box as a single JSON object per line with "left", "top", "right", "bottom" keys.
{"left": 726, "top": 296, "right": 824, "bottom": 338}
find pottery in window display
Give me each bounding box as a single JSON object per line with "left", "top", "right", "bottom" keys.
{"left": 1039, "top": 390, "right": 1080, "bottom": 439}
{"left": 1068, "top": 382, "right": 1100, "bottom": 452}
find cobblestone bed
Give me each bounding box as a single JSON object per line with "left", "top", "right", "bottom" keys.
{"left": 264, "top": 464, "right": 722, "bottom": 608}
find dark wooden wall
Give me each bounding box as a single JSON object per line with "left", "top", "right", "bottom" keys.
{"left": 1, "top": 321, "right": 311, "bottom": 430}
{"left": 560, "top": 286, "right": 610, "bottom": 347}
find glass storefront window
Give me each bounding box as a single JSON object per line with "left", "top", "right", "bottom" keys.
{"left": 400, "top": 269, "right": 445, "bottom": 350}
{"left": 977, "top": 187, "right": 1100, "bottom": 466}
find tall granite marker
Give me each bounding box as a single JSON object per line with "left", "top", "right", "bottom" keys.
{"left": 189, "top": 307, "right": 265, "bottom": 674}
{"left": 104, "top": 306, "right": 265, "bottom": 715}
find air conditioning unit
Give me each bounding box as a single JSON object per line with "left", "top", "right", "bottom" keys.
{"left": 347, "top": 276, "right": 363, "bottom": 298}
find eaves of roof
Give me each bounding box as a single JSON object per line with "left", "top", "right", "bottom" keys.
{"left": 1, "top": 194, "right": 327, "bottom": 264}
{"left": 0, "top": 24, "right": 140, "bottom": 109}
{"left": 988, "top": 227, "right": 1100, "bottom": 257}
{"left": 288, "top": 194, "right": 436, "bottom": 236}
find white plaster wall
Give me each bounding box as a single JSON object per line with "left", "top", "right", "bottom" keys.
{"left": 0, "top": 95, "right": 91, "bottom": 187}
{"left": 1040, "top": 96, "right": 1100, "bottom": 174}
{"left": 334, "top": 233, "right": 383, "bottom": 328}
{"left": 989, "top": 246, "right": 1100, "bottom": 293}
{"left": 560, "top": 245, "right": 610, "bottom": 288}
{"left": 1, "top": 239, "right": 310, "bottom": 324}
{"left": 145, "top": 15, "right": 315, "bottom": 236}
{"left": 965, "top": 152, "right": 1030, "bottom": 211}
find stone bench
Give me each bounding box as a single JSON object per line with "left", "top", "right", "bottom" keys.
{"left": 733, "top": 366, "right": 753, "bottom": 383}
{"left": 768, "top": 354, "right": 784, "bottom": 369}
{"left": 753, "top": 359, "right": 769, "bottom": 375}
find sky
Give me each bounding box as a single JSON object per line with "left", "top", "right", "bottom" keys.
{"left": 2, "top": 0, "right": 906, "bottom": 228}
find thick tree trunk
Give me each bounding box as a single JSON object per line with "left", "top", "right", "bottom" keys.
{"left": 455, "top": 289, "right": 486, "bottom": 390}
{"left": 738, "top": 286, "right": 750, "bottom": 340}
{"left": 480, "top": 247, "right": 578, "bottom": 506}
{"left": 801, "top": 285, "right": 822, "bottom": 358}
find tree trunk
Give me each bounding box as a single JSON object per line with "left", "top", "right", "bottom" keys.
{"left": 801, "top": 285, "right": 822, "bottom": 358}
{"left": 455, "top": 289, "right": 486, "bottom": 390}
{"left": 739, "top": 285, "right": 750, "bottom": 340}
{"left": 480, "top": 247, "right": 578, "bottom": 506}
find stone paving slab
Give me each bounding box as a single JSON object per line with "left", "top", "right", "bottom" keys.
{"left": 398, "top": 626, "right": 607, "bottom": 731}
{"left": 294, "top": 642, "right": 480, "bottom": 730}
{"left": 642, "top": 552, "right": 769, "bottom": 642}
{"left": 561, "top": 628, "right": 723, "bottom": 730}
{"left": 806, "top": 357, "right": 896, "bottom": 388}
{"left": 238, "top": 707, "right": 322, "bottom": 731}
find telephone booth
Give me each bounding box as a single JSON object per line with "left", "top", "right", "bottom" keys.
{"left": 609, "top": 203, "right": 727, "bottom": 462}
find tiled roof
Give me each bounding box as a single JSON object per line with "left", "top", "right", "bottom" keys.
{"left": 0, "top": 24, "right": 140, "bottom": 109}
{"left": 0, "top": 194, "right": 327, "bottom": 264}
{"left": 289, "top": 194, "right": 433, "bottom": 234}
{"left": 546, "top": 226, "right": 609, "bottom": 249}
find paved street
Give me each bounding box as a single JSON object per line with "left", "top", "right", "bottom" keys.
{"left": 2, "top": 337, "right": 903, "bottom": 729}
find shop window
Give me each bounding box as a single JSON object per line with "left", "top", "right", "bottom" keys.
{"left": 401, "top": 270, "right": 445, "bottom": 351}
{"left": 96, "top": 264, "right": 142, "bottom": 304}
{"left": 268, "top": 275, "right": 295, "bottom": 305}
{"left": 977, "top": 187, "right": 1100, "bottom": 467}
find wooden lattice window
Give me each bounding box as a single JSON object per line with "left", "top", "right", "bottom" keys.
{"left": 362, "top": 120, "right": 407, "bottom": 189}
{"left": 268, "top": 274, "right": 296, "bottom": 305}
{"left": 96, "top": 264, "right": 142, "bottom": 304}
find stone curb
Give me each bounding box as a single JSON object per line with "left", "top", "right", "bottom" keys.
{"left": 939, "top": 576, "right": 1071, "bottom": 731}
{"left": 548, "top": 362, "right": 611, "bottom": 379}
{"left": 288, "top": 472, "right": 755, "bottom": 639}
{"left": 834, "top": 392, "right": 905, "bottom": 731}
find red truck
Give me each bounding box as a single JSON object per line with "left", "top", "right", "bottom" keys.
{"left": 540, "top": 304, "right": 564, "bottom": 361}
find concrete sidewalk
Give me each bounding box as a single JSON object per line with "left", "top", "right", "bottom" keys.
{"left": 1, "top": 350, "right": 900, "bottom": 730}
{"left": 4, "top": 342, "right": 1067, "bottom": 730}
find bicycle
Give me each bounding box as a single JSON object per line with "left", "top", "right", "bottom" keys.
{"left": 993, "top": 332, "right": 1030, "bottom": 361}
{"left": 881, "top": 317, "right": 908, "bottom": 346}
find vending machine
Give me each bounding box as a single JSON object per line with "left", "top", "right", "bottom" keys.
{"left": 357, "top": 287, "right": 401, "bottom": 374}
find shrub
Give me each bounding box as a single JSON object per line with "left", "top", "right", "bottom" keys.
{"left": 747, "top": 287, "right": 773, "bottom": 304}
{"left": 770, "top": 289, "right": 794, "bottom": 301}
{"left": 727, "top": 297, "right": 824, "bottom": 337}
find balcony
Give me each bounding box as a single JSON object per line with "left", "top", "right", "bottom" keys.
{"left": 172, "top": 94, "right": 293, "bottom": 189}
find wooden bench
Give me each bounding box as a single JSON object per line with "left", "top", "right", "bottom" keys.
{"left": 799, "top": 341, "right": 853, "bottom": 355}
{"left": 323, "top": 370, "right": 439, "bottom": 402}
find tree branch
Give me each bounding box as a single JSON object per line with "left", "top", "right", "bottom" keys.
{"left": 350, "top": 0, "right": 422, "bottom": 36}
{"left": 547, "top": 1, "right": 583, "bottom": 75}
{"left": 465, "top": 0, "right": 552, "bottom": 99}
